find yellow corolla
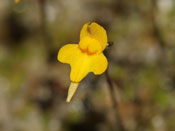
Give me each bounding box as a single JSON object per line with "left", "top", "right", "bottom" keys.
{"left": 58, "top": 22, "right": 108, "bottom": 102}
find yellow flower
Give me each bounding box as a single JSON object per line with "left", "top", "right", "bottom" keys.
{"left": 58, "top": 22, "right": 108, "bottom": 102}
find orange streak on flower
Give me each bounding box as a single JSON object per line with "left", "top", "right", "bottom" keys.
{"left": 79, "top": 45, "right": 97, "bottom": 55}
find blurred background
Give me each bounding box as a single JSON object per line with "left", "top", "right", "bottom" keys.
{"left": 0, "top": 0, "right": 175, "bottom": 131}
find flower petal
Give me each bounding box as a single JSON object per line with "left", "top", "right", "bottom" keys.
{"left": 58, "top": 44, "right": 90, "bottom": 82}
{"left": 70, "top": 53, "right": 108, "bottom": 82}
{"left": 57, "top": 44, "right": 79, "bottom": 64}
{"left": 80, "top": 22, "right": 107, "bottom": 51}
{"left": 70, "top": 53, "right": 90, "bottom": 82}
{"left": 90, "top": 53, "right": 108, "bottom": 75}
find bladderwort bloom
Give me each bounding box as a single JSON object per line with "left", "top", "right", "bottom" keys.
{"left": 58, "top": 22, "right": 108, "bottom": 102}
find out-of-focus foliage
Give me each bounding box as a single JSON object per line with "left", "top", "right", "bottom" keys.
{"left": 0, "top": 0, "right": 175, "bottom": 131}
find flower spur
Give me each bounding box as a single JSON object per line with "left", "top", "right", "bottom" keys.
{"left": 58, "top": 22, "right": 108, "bottom": 102}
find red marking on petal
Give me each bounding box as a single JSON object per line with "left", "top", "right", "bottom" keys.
{"left": 79, "top": 45, "right": 97, "bottom": 55}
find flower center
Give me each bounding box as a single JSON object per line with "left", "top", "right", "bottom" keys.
{"left": 78, "top": 37, "right": 102, "bottom": 55}
{"left": 79, "top": 45, "right": 97, "bottom": 55}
